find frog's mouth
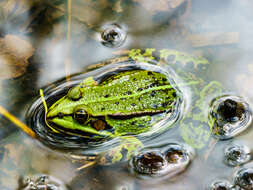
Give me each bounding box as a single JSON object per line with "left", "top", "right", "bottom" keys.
{"left": 46, "top": 115, "right": 115, "bottom": 138}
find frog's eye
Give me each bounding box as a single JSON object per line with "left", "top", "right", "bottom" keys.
{"left": 74, "top": 109, "right": 88, "bottom": 124}
{"left": 67, "top": 86, "right": 82, "bottom": 100}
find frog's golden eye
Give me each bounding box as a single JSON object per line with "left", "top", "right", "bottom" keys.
{"left": 74, "top": 109, "right": 88, "bottom": 124}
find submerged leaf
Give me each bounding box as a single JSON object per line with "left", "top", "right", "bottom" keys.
{"left": 0, "top": 35, "right": 34, "bottom": 79}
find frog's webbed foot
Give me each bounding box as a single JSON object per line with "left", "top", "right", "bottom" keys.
{"left": 180, "top": 81, "right": 223, "bottom": 149}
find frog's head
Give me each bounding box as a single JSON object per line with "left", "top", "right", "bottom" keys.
{"left": 47, "top": 85, "right": 88, "bottom": 118}
{"left": 45, "top": 86, "right": 113, "bottom": 138}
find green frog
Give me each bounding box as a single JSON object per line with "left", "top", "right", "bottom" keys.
{"left": 46, "top": 69, "right": 181, "bottom": 138}
{"left": 40, "top": 48, "right": 223, "bottom": 165}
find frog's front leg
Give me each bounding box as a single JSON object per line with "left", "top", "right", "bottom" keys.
{"left": 71, "top": 136, "right": 143, "bottom": 169}
{"left": 97, "top": 136, "right": 144, "bottom": 165}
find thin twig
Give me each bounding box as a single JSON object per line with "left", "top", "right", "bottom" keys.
{"left": 64, "top": 0, "right": 72, "bottom": 82}
{"left": 77, "top": 161, "right": 96, "bottom": 171}
{"left": 0, "top": 105, "right": 36, "bottom": 138}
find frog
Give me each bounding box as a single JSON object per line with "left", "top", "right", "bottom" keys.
{"left": 39, "top": 48, "right": 223, "bottom": 166}
{"left": 45, "top": 69, "right": 181, "bottom": 138}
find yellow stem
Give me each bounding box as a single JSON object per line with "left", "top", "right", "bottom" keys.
{"left": 40, "top": 89, "right": 59, "bottom": 133}
{"left": 64, "top": 0, "right": 72, "bottom": 82}
{"left": 0, "top": 105, "right": 36, "bottom": 138}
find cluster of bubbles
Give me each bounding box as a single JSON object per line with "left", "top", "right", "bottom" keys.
{"left": 209, "top": 167, "right": 253, "bottom": 190}
{"left": 127, "top": 94, "right": 253, "bottom": 188}
{"left": 209, "top": 95, "right": 253, "bottom": 190}
{"left": 19, "top": 175, "right": 68, "bottom": 190}
{"left": 128, "top": 143, "right": 194, "bottom": 179}
{"left": 208, "top": 95, "right": 253, "bottom": 189}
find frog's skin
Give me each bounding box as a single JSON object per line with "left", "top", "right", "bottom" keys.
{"left": 46, "top": 69, "right": 180, "bottom": 138}
{"left": 42, "top": 48, "right": 223, "bottom": 164}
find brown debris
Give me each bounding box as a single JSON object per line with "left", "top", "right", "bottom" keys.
{"left": 0, "top": 35, "right": 35, "bottom": 79}
{"left": 185, "top": 32, "right": 239, "bottom": 47}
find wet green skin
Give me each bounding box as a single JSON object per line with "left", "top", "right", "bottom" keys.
{"left": 44, "top": 48, "right": 223, "bottom": 164}
{"left": 47, "top": 69, "right": 178, "bottom": 138}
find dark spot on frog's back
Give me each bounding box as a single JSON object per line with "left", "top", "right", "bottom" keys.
{"left": 149, "top": 82, "right": 159, "bottom": 88}
{"left": 162, "top": 102, "right": 169, "bottom": 108}
{"left": 127, "top": 91, "right": 132, "bottom": 95}
{"left": 137, "top": 88, "right": 143, "bottom": 92}
{"left": 131, "top": 103, "right": 136, "bottom": 107}
{"left": 172, "top": 92, "right": 177, "bottom": 97}
{"left": 152, "top": 104, "right": 158, "bottom": 109}
{"left": 104, "top": 94, "right": 109, "bottom": 98}
{"left": 151, "top": 91, "right": 156, "bottom": 97}
{"left": 162, "top": 78, "right": 167, "bottom": 82}
{"left": 115, "top": 102, "right": 119, "bottom": 105}
{"left": 147, "top": 71, "right": 153, "bottom": 75}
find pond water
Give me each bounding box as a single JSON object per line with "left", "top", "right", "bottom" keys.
{"left": 1, "top": 0, "right": 253, "bottom": 189}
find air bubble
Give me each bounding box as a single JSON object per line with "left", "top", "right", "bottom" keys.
{"left": 100, "top": 23, "right": 126, "bottom": 48}
{"left": 164, "top": 143, "right": 191, "bottom": 165}
{"left": 129, "top": 150, "right": 168, "bottom": 176}
{"left": 209, "top": 179, "right": 233, "bottom": 190}
{"left": 234, "top": 167, "right": 253, "bottom": 190}
{"left": 209, "top": 95, "right": 252, "bottom": 139}
{"left": 18, "top": 175, "right": 68, "bottom": 190}
{"left": 129, "top": 143, "right": 193, "bottom": 179}
{"left": 224, "top": 144, "right": 251, "bottom": 166}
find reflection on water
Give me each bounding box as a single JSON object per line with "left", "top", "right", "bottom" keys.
{"left": 0, "top": 0, "right": 253, "bottom": 189}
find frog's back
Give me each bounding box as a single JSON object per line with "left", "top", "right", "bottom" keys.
{"left": 81, "top": 70, "right": 178, "bottom": 116}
